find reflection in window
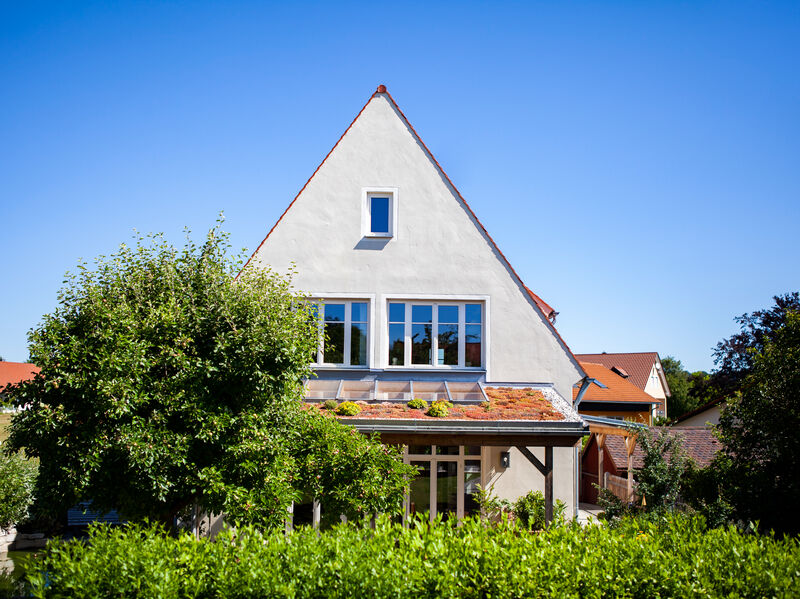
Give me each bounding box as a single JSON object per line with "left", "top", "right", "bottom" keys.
{"left": 437, "top": 461, "right": 458, "bottom": 520}
{"left": 350, "top": 302, "right": 368, "bottom": 366}
{"left": 465, "top": 304, "right": 482, "bottom": 368}
{"left": 464, "top": 460, "right": 481, "bottom": 516}
{"left": 411, "top": 304, "right": 432, "bottom": 365}
{"left": 323, "top": 304, "right": 345, "bottom": 364}
{"left": 437, "top": 305, "right": 458, "bottom": 365}
{"left": 388, "top": 303, "right": 405, "bottom": 366}
{"left": 409, "top": 461, "right": 431, "bottom": 517}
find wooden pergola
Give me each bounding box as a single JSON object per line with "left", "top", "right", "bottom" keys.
{"left": 586, "top": 420, "right": 641, "bottom": 501}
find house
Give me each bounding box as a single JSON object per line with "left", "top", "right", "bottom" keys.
{"left": 672, "top": 397, "right": 724, "bottom": 428}
{"left": 0, "top": 361, "right": 39, "bottom": 405}
{"left": 246, "top": 85, "right": 589, "bottom": 523}
{"left": 573, "top": 361, "right": 661, "bottom": 425}
{"left": 575, "top": 352, "right": 671, "bottom": 418}
{"left": 580, "top": 425, "right": 721, "bottom": 503}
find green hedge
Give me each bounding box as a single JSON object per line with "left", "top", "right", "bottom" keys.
{"left": 24, "top": 515, "right": 800, "bottom": 598}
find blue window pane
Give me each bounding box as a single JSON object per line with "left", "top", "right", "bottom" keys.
{"left": 389, "top": 303, "right": 405, "bottom": 323}
{"left": 324, "top": 303, "right": 345, "bottom": 322}
{"left": 412, "top": 304, "right": 432, "bottom": 323}
{"left": 370, "top": 197, "right": 390, "bottom": 233}
{"left": 351, "top": 323, "right": 367, "bottom": 366}
{"left": 411, "top": 323, "right": 432, "bottom": 364}
{"left": 438, "top": 305, "right": 458, "bottom": 324}
{"left": 351, "top": 302, "right": 368, "bottom": 323}
{"left": 388, "top": 323, "right": 405, "bottom": 366}
{"left": 465, "top": 324, "right": 481, "bottom": 367}
{"left": 465, "top": 304, "right": 482, "bottom": 324}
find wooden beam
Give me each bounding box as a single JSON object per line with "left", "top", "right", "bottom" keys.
{"left": 377, "top": 433, "right": 582, "bottom": 447}
{"left": 624, "top": 436, "right": 636, "bottom": 501}
{"left": 587, "top": 423, "right": 638, "bottom": 438}
{"left": 597, "top": 433, "right": 606, "bottom": 491}
{"left": 544, "top": 446, "right": 553, "bottom": 526}
{"left": 516, "top": 446, "right": 554, "bottom": 527}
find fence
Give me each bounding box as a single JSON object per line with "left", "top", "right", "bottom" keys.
{"left": 604, "top": 472, "right": 632, "bottom": 502}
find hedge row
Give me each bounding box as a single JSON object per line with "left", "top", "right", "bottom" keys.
{"left": 24, "top": 515, "right": 800, "bottom": 598}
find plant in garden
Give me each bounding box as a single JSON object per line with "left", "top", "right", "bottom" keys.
{"left": 512, "top": 490, "right": 566, "bottom": 530}
{"left": 426, "top": 401, "right": 449, "bottom": 418}
{"left": 322, "top": 399, "right": 338, "bottom": 411}
{"left": 407, "top": 398, "right": 427, "bottom": 410}
{"left": 335, "top": 401, "right": 361, "bottom": 416}
{"left": 634, "top": 427, "right": 688, "bottom": 512}
{"left": 0, "top": 450, "right": 37, "bottom": 530}
{"left": 3, "top": 220, "right": 412, "bottom": 529}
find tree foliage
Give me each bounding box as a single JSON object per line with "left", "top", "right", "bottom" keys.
{"left": 661, "top": 356, "right": 713, "bottom": 419}
{"left": 716, "top": 309, "right": 800, "bottom": 534}
{"left": 4, "top": 222, "right": 413, "bottom": 529}
{"left": 634, "top": 428, "right": 687, "bottom": 511}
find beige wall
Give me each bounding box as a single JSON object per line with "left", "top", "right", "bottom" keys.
{"left": 677, "top": 404, "right": 721, "bottom": 427}
{"left": 484, "top": 445, "right": 578, "bottom": 517}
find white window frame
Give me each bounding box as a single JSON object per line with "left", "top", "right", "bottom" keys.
{"left": 361, "top": 187, "right": 398, "bottom": 239}
{"left": 384, "top": 298, "right": 487, "bottom": 371}
{"left": 311, "top": 298, "right": 372, "bottom": 368}
{"left": 403, "top": 445, "right": 486, "bottom": 522}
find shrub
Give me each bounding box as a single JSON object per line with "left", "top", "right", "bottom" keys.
{"left": 22, "top": 515, "right": 800, "bottom": 598}
{"left": 426, "top": 401, "right": 449, "bottom": 418}
{"left": 0, "top": 449, "right": 37, "bottom": 531}
{"left": 322, "top": 399, "right": 338, "bottom": 411}
{"left": 335, "top": 401, "right": 362, "bottom": 416}
{"left": 407, "top": 398, "right": 427, "bottom": 410}
{"left": 512, "top": 490, "right": 566, "bottom": 530}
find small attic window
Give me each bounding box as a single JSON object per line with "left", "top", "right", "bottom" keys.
{"left": 362, "top": 188, "right": 398, "bottom": 239}
{"left": 611, "top": 366, "right": 629, "bottom": 378}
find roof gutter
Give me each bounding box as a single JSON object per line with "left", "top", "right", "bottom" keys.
{"left": 573, "top": 376, "right": 607, "bottom": 409}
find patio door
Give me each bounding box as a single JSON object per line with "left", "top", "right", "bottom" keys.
{"left": 405, "top": 445, "right": 483, "bottom": 521}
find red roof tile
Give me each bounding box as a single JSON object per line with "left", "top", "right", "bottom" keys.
{"left": 306, "top": 387, "right": 566, "bottom": 422}
{"left": 0, "top": 362, "right": 39, "bottom": 389}
{"left": 575, "top": 352, "right": 663, "bottom": 393}
{"left": 574, "top": 362, "right": 659, "bottom": 404}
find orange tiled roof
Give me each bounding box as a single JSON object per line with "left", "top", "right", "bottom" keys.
{"left": 574, "top": 362, "right": 659, "bottom": 404}
{"left": 306, "top": 387, "right": 565, "bottom": 422}
{"left": 575, "top": 352, "right": 662, "bottom": 392}
{"left": 0, "top": 361, "right": 39, "bottom": 389}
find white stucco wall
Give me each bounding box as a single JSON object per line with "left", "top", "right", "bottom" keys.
{"left": 484, "top": 445, "right": 577, "bottom": 516}
{"left": 250, "top": 93, "right": 582, "bottom": 399}
{"left": 677, "top": 405, "right": 721, "bottom": 428}
{"left": 644, "top": 364, "right": 667, "bottom": 401}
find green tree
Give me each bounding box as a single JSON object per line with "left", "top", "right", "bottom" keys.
{"left": 716, "top": 309, "right": 800, "bottom": 534}
{"left": 634, "top": 428, "right": 687, "bottom": 512}
{"left": 4, "top": 222, "right": 413, "bottom": 529}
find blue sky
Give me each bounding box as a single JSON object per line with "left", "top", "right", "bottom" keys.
{"left": 1, "top": 1, "right": 798, "bottom": 372}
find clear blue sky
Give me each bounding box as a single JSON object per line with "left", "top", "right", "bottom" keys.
{"left": 2, "top": 1, "right": 798, "bottom": 372}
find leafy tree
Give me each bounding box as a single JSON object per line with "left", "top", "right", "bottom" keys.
{"left": 662, "top": 356, "right": 713, "bottom": 418}
{"left": 4, "top": 222, "right": 413, "bottom": 529}
{"left": 712, "top": 292, "right": 800, "bottom": 396}
{"left": 716, "top": 309, "right": 800, "bottom": 534}
{"left": 634, "top": 428, "right": 687, "bottom": 512}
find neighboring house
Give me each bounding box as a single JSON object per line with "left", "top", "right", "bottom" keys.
{"left": 580, "top": 426, "right": 721, "bottom": 503}
{"left": 0, "top": 361, "right": 39, "bottom": 406}
{"left": 672, "top": 397, "right": 724, "bottom": 428}
{"left": 576, "top": 352, "right": 671, "bottom": 419}
{"left": 573, "top": 361, "right": 661, "bottom": 425}
{"left": 246, "top": 85, "right": 589, "bottom": 522}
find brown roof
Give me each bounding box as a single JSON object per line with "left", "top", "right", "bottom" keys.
{"left": 0, "top": 361, "right": 39, "bottom": 389}
{"left": 574, "top": 362, "right": 659, "bottom": 404}
{"left": 602, "top": 427, "right": 721, "bottom": 471}
{"left": 575, "top": 352, "right": 663, "bottom": 393}
{"left": 306, "top": 387, "right": 566, "bottom": 422}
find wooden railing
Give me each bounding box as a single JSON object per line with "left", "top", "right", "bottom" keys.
{"left": 604, "top": 473, "right": 631, "bottom": 502}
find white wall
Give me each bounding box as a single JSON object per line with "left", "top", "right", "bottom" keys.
{"left": 677, "top": 405, "right": 721, "bottom": 428}
{"left": 251, "top": 93, "right": 582, "bottom": 399}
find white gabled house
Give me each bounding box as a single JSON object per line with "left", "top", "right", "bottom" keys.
{"left": 247, "top": 85, "right": 589, "bottom": 522}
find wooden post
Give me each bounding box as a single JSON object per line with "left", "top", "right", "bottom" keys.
{"left": 596, "top": 433, "right": 606, "bottom": 493}
{"left": 624, "top": 436, "right": 636, "bottom": 502}
{"left": 544, "top": 446, "right": 553, "bottom": 526}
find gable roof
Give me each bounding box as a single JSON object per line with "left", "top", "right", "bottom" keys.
{"left": 575, "top": 352, "right": 668, "bottom": 395}
{"left": 574, "top": 362, "right": 659, "bottom": 404}
{"left": 0, "top": 361, "right": 39, "bottom": 389}
{"left": 244, "top": 85, "right": 581, "bottom": 376}
{"left": 672, "top": 397, "right": 724, "bottom": 425}
{"left": 601, "top": 427, "right": 721, "bottom": 471}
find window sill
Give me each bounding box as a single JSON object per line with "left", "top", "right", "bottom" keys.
{"left": 363, "top": 233, "right": 393, "bottom": 239}
{"left": 383, "top": 366, "right": 485, "bottom": 372}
